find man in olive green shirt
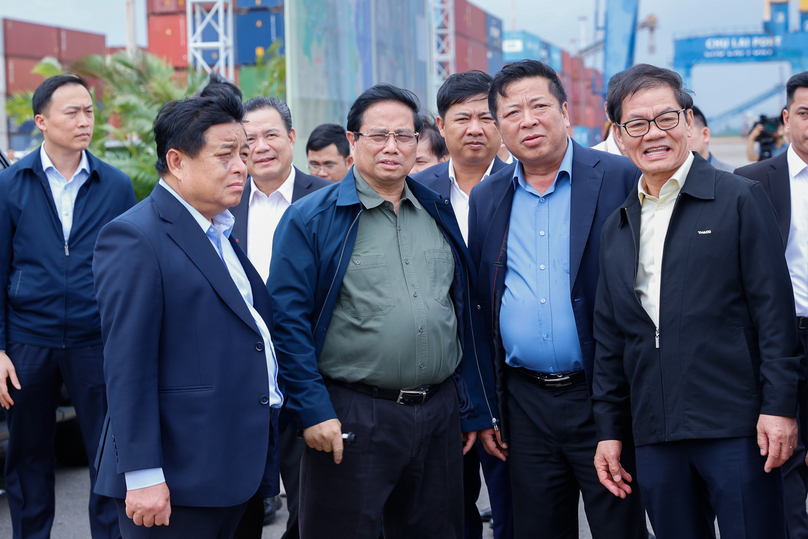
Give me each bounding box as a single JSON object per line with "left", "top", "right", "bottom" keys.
{"left": 268, "top": 84, "right": 498, "bottom": 539}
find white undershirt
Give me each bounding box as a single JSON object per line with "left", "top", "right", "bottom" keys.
{"left": 786, "top": 145, "right": 808, "bottom": 316}
{"left": 447, "top": 157, "right": 496, "bottom": 245}
{"left": 246, "top": 168, "right": 295, "bottom": 283}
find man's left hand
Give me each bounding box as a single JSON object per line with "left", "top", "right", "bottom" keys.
{"left": 462, "top": 430, "right": 477, "bottom": 455}
{"left": 757, "top": 414, "right": 798, "bottom": 473}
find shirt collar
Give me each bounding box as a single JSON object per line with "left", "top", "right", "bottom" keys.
{"left": 637, "top": 150, "right": 694, "bottom": 203}
{"left": 158, "top": 178, "right": 235, "bottom": 238}
{"left": 353, "top": 167, "right": 421, "bottom": 210}
{"left": 248, "top": 166, "right": 296, "bottom": 206}
{"left": 40, "top": 145, "right": 90, "bottom": 181}
{"left": 512, "top": 136, "right": 573, "bottom": 194}
{"left": 447, "top": 156, "right": 497, "bottom": 187}
{"left": 787, "top": 143, "right": 808, "bottom": 180}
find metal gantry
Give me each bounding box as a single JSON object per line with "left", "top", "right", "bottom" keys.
{"left": 429, "top": 0, "right": 455, "bottom": 113}
{"left": 186, "top": 0, "right": 235, "bottom": 81}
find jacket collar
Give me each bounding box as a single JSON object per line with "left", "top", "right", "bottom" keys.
{"left": 21, "top": 144, "right": 102, "bottom": 182}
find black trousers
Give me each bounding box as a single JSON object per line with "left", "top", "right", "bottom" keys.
{"left": 463, "top": 440, "right": 514, "bottom": 539}
{"left": 506, "top": 373, "right": 647, "bottom": 539}
{"left": 298, "top": 380, "right": 464, "bottom": 539}
{"left": 636, "top": 437, "right": 786, "bottom": 539}
{"left": 784, "top": 319, "right": 808, "bottom": 539}
{"left": 116, "top": 499, "right": 247, "bottom": 539}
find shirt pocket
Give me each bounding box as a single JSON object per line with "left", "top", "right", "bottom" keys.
{"left": 339, "top": 254, "right": 395, "bottom": 317}
{"left": 425, "top": 248, "right": 454, "bottom": 307}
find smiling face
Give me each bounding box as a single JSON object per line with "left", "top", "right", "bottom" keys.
{"left": 438, "top": 94, "right": 500, "bottom": 168}
{"left": 615, "top": 85, "right": 693, "bottom": 187}
{"left": 494, "top": 76, "right": 570, "bottom": 170}
{"left": 347, "top": 100, "right": 417, "bottom": 190}
{"left": 168, "top": 121, "right": 249, "bottom": 220}
{"left": 243, "top": 106, "right": 296, "bottom": 186}
{"left": 35, "top": 83, "right": 94, "bottom": 155}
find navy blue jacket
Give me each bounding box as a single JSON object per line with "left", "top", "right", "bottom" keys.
{"left": 93, "top": 184, "right": 278, "bottom": 505}
{"left": 468, "top": 141, "right": 640, "bottom": 442}
{"left": 410, "top": 157, "right": 507, "bottom": 197}
{"left": 268, "top": 170, "right": 499, "bottom": 433}
{"left": 592, "top": 153, "right": 801, "bottom": 446}
{"left": 0, "top": 147, "right": 135, "bottom": 350}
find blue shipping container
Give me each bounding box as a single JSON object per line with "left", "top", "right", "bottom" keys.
{"left": 572, "top": 125, "right": 590, "bottom": 146}
{"left": 201, "top": 23, "right": 220, "bottom": 67}
{"left": 235, "top": 9, "right": 284, "bottom": 65}
{"left": 503, "top": 30, "right": 542, "bottom": 62}
{"left": 486, "top": 13, "right": 503, "bottom": 51}
{"left": 236, "top": 0, "right": 283, "bottom": 9}
{"left": 488, "top": 47, "right": 503, "bottom": 75}
{"left": 549, "top": 44, "right": 562, "bottom": 73}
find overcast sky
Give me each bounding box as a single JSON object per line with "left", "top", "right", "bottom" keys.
{"left": 2, "top": 0, "right": 798, "bottom": 130}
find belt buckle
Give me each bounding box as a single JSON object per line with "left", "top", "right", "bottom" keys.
{"left": 542, "top": 374, "right": 572, "bottom": 388}
{"left": 396, "top": 389, "right": 428, "bottom": 405}
{"left": 800, "top": 318, "right": 808, "bottom": 330}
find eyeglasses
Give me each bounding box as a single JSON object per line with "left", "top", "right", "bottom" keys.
{"left": 308, "top": 159, "right": 347, "bottom": 173}
{"left": 353, "top": 131, "right": 420, "bottom": 146}
{"left": 616, "top": 109, "right": 686, "bottom": 138}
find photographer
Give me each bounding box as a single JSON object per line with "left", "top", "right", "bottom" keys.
{"left": 746, "top": 112, "right": 787, "bottom": 161}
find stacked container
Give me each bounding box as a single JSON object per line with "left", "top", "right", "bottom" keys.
{"left": 234, "top": 0, "right": 285, "bottom": 94}
{"left": 454, "top": 0, "right": 488, "bottom": 73}
{"left": 147, "top": 0, "right": 188, "bottom": 68}
{"left": 486, "top": 13, "right": 504, "bottom": 76}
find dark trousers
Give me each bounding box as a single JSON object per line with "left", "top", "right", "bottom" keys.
{"left": 4, "top": 342, "right": 120, "bottom": 539}
{"left": 635, "top": 437, "right": 786, "bottom": 539}
{"left": 463, "top": 440, "right": 513, "bottom": 539}
{"left": 785, "top": 319, "right": 808, "bottom": 539}
{"left": 298, "top": 380, "right": 464, "bottom": 539}
{"left": 116, "top": 499, "right": 247, "bottom": 539}
{"left": 506, "top": 373, "right": 647, "bottom": 539}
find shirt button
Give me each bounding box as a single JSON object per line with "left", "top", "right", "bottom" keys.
{"left": 539, "top": 231, "right": 546, "bottom": 236}
{"left": 354, "top": 259, "right": 361, "bottom": 265}
{"left": 477, "top": 304, "right": 481, "bottom": 310}
{"left": 417, "top": 327, "right": 423, "bottom": 334}
{"left": 255, "top": 342, "right": 264, "bottom": 352}
{"left": 543, "top": 334, "right": 549, "bottom": 340}
{"left": 658, "top": 204, "right": 664, "bottom": 209}
{"left": 540, "top": 264, "right": 546, "bottom": 270}
{"left": 260, "top": 396, "right": 269, "bottom": 405}
{"left": 540, "top": 198, "right": 545, "bottom": 203}
{"left": 413, "top": 291, "right": 418, "bottom": 298}
{"left": 540, "top": 298, "right": 546, "bottom": 304}
{"left": 404, "top": 259, "right": 409, "bottom": 265}
{"left": 419, "top": 363, "right": 426, "bottom": 368}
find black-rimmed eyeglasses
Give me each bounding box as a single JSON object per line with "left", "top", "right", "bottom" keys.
{"left": 616, "top": 109, "right": 686, "bottom": 138}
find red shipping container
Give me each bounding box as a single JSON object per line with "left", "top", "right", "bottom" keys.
{"left": 148, "top": 14, "right": 188, "bottom": 68}
{"left": 148, "top": 0, "right": 187, "bottom": 15}
{"left": 561, "top": 50, "right": 572, "bottom": 76}
{"left": 571, "top": 57, "right": 585, "bottom": 80}
{"left": 455, "top": 35, "right": 488, "bottom": 73}
{"left": 560, "top": 73, "right": 573, "bottom": 97}
{"left": 455, "top": 0, "right": 487, "bottom": 44}
{"left": 4, "top": 19, "right": 59, "bottom": 60}
{"left": 5, "top": 56, "right": 47, "bottom": 95}
{"left": 59, "top": 28, "right": 106, "bottom": 62}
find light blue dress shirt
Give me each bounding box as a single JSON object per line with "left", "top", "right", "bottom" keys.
{"left": 125, "top": 179, "right": 283, "bottom": 491}
{"left": 40, "top": 146, "right": 90, "bottom": 243}
{"left": 499, "top": 138, "right": 584, "bottom": 374}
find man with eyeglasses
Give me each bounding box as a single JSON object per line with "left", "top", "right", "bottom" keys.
{"left": 267, "top": 83, "right": 498, "bottom": 539}
{"left": 306, "top": 123, "right": 353, "bottom": 182}
{"left": 592, "top": 63, "right": 801, "bottom": 539}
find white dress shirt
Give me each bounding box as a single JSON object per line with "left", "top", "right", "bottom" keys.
{"left": 786, "top": 145, "right": 808, "bottom": 316}
{"left": 125, "top": 179, "right": 283, "bottom": 491}
{"left": 635, "top": 152, "right": 695, "bottom": 330}
{"left": 40, "top": 146, "right": 90, "bottom": 243}
{"left": 247, "top": 168, "right": 296, "bottom": 282}
{"left": 592, "top": 130, "right": 623, "bottom": 156}
{"left": 447, "top": 157, "right": 496, "bottom": 245}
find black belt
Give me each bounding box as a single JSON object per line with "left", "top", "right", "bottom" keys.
{"left": 327, "top": 378, "right": 441, "bottom": 405}
{"left": 509, "top": 366, "right": 587, "bottom": 390}
{"left": 799, "top": 317, "right": 808, "bottom": 331}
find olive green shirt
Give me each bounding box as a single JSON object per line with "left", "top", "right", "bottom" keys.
{"left": 318, "top": 169, "right": 462, "bottom": 390}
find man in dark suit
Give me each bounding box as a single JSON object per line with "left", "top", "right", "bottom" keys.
{"left": 412, "top": 70, "right": 511, "bottom": 539}
{"left": 593, "top": 63, "right": 800, "bottom": 539}
{"left": 230, "top": 96, "right": 329, "bottom": 539}
{"left": 93, "top": 92, "right": 281, "bottom": 539}
{"left": 468, "top": 59, "right": 647, "bottom": 539}
{"left": 735, "top": 71, "right": 808, "bottom": 539}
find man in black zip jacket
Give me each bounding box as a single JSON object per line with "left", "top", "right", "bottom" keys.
{"left": 0, "top": 74, "right": 135, "bottom": 539}
{"left": 592, "top": 63, "right": 801, "bottom": 539}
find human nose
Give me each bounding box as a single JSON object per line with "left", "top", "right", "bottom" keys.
{"left": 521, "top": 108, "right": 538, "bottom": 128}
{"left": 382, "top": 133, "right": 399, "bottom": 151}
{"left": 314, "top": 167, "right": 329, "bottom": 178}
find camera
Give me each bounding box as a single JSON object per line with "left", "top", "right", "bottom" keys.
{"left": 753, "top": 114, "right": 782, "bottom": 160}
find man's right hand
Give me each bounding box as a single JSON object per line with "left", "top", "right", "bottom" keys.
{"left": 0, "top": 351, "right": 21, "bottom": 409}
{"left": 302, "top": 418, "right": 344, "bottom": 464}
{"left": 594, "top": 440, "right": 633, "bottom": 499}
{"left": 478, "top": 427, "right": 508, "bottom": 461}
{"left": 126, "top": 482, "right": 171, "bottom": 527}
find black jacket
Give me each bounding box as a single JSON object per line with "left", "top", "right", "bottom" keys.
{"left": 592, "top": 153, "right": 801, "bottom": 446}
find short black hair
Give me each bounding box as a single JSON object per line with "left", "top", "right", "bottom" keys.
{"left": 242, "top": 96, "right": 293, "bottom": 133}
{"left": 419, "top": 114, "right": 448, "bottom": 160}
{"left": 437, "top": 71, "right": 493, "bottom": 119}
{"left": 488, "top": 60, "right": 567, "bottom": 121}
{"left": 32, "top": 74, "right": 90, "bottom": 116}
{"left": 603, "top": 71, "right": 626, "bottom": 121}
{"left": 306, "top": 123, "right": 350, "bottom": 158}
{"left": 346, "top": 83, "right": 423, "bottom": 135}
{"left": 691, "top": 106, "right": 707, "bottom": 128}
{"left": 606, "top": 64, "right": 693, "bottom": 126}
{"left": 200, "top": 72, "right": 243, "bottom": 101}
{"left": 786, "top": 71, "right": 808, "bottom": 110}
{"left": 153, "top": 91, "right": 244, "bottom": 174}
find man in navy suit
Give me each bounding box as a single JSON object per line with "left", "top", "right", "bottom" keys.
{"left": 468, "top": 60, "right": 647, "bottom": 538}
{"left": 412, "top": 70, "right": 511, "bottom": 539}
{"left": 93, "top": 92, "right": 282, "bottom": 539}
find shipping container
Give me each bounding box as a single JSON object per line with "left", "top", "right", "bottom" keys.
{"left": 548, "top": 44, "right": 563, "bottom": 73}
{"left": 502, "top": 30, "right": 541, "bottom": 62}
{"left": 455, "top": 0, "right": 487, "bottom": 44}
{"left": 236, "top": 0, "right": 283, "bottom": 9}
{"left": 3, "top": 19, "right": 60, "bottom": 60}
{"left": 455, "top": 34, "right": 488, "bottom": 73}
{"left": 148, "top": 13, "right": 188, "bottom": 68}
{"left": 560, "top": 73, "right": 573, "bottom": 96}
{"left": 486, "top": 13, "right": 503, "bottom": 51}
{"left": 571, "top": 56, "right": 585, "bottom": 80}
{"left": 590, "top": 127, "right": 603, "bottom": 146}
{"left": 561, "top": 49, "right": 572, "bottom": 74}
{"left": 59, "top": 28, "right": 106, "bottom": 62}
{"left": 237, "top": 65, "right": 261, "bottom": 97}
{"left": 487, "top": 47, "right": 503, "bottom": 76}
{"left": 5, "top": 56, "right": 47, "bottom": 95}
{"left": 572, "top": 125, "right": 590, "bottom": 146}
{"left": 235, "top": 10, "right": 284, "bottom": 65}
{"left": 147, "top": 0, "right": 186, "bottom": 15}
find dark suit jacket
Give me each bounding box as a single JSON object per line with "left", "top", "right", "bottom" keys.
{"left": 734, "top": 151, "right": 791, "bottom": 244}
{"left": 410, "top": 157, "right": 507, "bottom": 198}
{"left": 467, "top": 141, "right": 640, "bottom": 441}
{"left": 231, "top": 167, "right": 331, "bottom": 253}
{"left": 92, "top": 184, "right": 278, "bottom": 506}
